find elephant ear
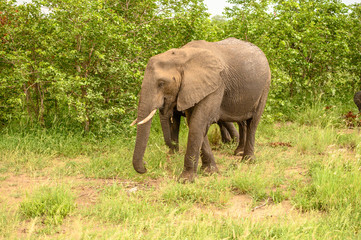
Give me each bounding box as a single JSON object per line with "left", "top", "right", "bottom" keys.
{"left": 177, "top": 48, "right": 223, "bottom": 111}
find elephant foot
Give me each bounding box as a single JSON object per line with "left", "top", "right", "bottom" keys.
{"left": 178, "top": 170, "right": 196, "bottom": 183}
{"left": 200, "top": 164, "right": 219, "bottom": 175}
{"left": 242, "top": 154, "right": 255, "bottom": 164}
{"left": 168, "top": 146, "right": 179, "bottom": 155}
{"left": 234, "top": 148, "right": 244, "bottom": 156}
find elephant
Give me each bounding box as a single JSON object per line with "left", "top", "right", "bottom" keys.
{"left": 131, "top": 37, "right": 271, "bottom": 182}
{"left": 159, "top": 107, "right": 242, "bottom": 153}
{"left": 354, "top": 91, "right": 361, "bottom": 112}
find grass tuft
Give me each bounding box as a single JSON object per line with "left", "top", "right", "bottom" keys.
{"left": 19, "top": 185, "right": 75, "bottom": 225}
{"left": 231, "top": 166, "right": 269, "bottom": 203}
{"left": 162, "top": 177, "right": 231, "bottom": 207}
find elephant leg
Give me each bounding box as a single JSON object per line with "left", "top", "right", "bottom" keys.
{"left": 178, "top": 88, "right": 223, "bottom": 182}
{"left": 242, "top": 118, "right": 255, "bottom": 161}
{"left": 242, "top": 93, "right": 268, "bottom": 161}
{"left": 217, "top": 122, "right": 232, "bottom": 143}
{"left": 222, "top": 122, "right": 239, "bottom": 142}
{"left": 234, "top": 121, "right": 246, "bottom": 156}
{"left": 179, "top": 110, "right": 221, "bottom": 181}
{"left": 169, "top": 110, "right": 182, "bottom": 153}
{"left": 179, "top": 109, "right": 203, "bottom": 182}
{"left": 200, "top": 135, "right": 219, "bottom": 174}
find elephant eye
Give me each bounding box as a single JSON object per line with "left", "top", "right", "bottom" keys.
{"left": 157, "top": 80, "right": 165, "bottom": 88}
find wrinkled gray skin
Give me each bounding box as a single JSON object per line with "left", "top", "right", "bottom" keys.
{"left": 354, "top": 91, "right": 361, "bottom": 112}
{"left": 132, "top": 38, "right": 271, "bottom": 182}
{"left": 159, "top": 108, "right": 242, "bottom": 153}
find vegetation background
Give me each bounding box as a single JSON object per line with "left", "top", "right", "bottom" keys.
{"left": 1, "top": 0, "right": 361, "bottom": 239}
{"left": 1, "top": 0, "right": 360, "bottom": 131}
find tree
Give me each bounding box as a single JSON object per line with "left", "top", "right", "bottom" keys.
{"left": 348, "top": 3, "right": 361, "bottom": 89}
{"left": 225, "top": 0, "right": 355, "bottom": 112}
{"left": 0, "top": 0, "right": 214, "bottom": 132}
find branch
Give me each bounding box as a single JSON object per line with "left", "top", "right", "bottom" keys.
{"left": 251, "top": 197, "right": 271, "bottom": 211}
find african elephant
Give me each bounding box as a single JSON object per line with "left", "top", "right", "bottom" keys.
{"left": 159, "top": 107, "right": 241, "bottom": 153}
{"left": 131, "top": 38, "right": 271, "bottom": 182}
{"left": 354, "top": 91, "right": 361, "bottom": 112}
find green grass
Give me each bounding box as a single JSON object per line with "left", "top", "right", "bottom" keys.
{"left": 161, "top": 176, "right": 232, "bottom": 207}
{"left": 19, "top": 185, "right": 76, "bottom": 225}
{"left": 89, "top": 184, "right": 165, "bottom": 223}
{"left": 294, "top": 158, "right": 361, "bottom": 212}
{"left": 0, "top": 206, "right": 19, "bottom": 239}
{"left": 1, "top": 103, "right": 361, "bottom": 239}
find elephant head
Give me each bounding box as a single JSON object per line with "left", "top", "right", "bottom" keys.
{"left": 131, "top": 47, "right": 224, "bottom": 174}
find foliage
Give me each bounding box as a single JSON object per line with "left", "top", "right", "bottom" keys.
{"left": 348, "top": 3, "right": 361, "bottom": 88}
{"left": 0, "top": 0, "right": 212, "bottom": 132}
{"left": 225, "top": 0, "right": 360, "bottom": 117}
{"left": 1, "top": 0, "right": 360, "bottom": 129}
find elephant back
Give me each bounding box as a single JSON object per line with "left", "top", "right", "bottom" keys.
{"left": 182, "top": 39, "right": 271, "bottom": 104}
{"left": 217, "top": 40, "right": 271, "bottom": 96}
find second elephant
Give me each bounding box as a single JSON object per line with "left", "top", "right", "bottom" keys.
{"left": 354, "top": 91, "right": 361, "bottom": 112}
{"left": 159, "top": 108, "right": 244, "bottom": 153}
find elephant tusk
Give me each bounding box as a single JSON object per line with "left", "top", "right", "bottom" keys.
{"left": 138, "top": 109, "right": 157, "bottom": 125}
{"left": 130, "top": 119, "right": 137, "bottom": 126}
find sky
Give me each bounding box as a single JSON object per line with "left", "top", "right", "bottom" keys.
{"left": 204, "top": 0, "right": 361, "bottom": 16}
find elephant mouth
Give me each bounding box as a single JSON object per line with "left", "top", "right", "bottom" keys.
{"left": 159, "top": 105, "right": 165, "bottom": 115}
{"left": 159, "top": 98, "right": 167, "bottom": 114}
{"left": 160, "top": 101, "right": 177, "bottom": 117}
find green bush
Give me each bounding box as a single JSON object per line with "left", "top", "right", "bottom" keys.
{"left": 1, "top": 0, "right": 360, "bottom": 132}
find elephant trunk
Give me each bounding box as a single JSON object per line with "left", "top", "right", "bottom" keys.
{"left": 132, "top": 100, "right": 156, "bottom": 174}
{"left": 133, "top": 119, "right": 152, "bottom": 173}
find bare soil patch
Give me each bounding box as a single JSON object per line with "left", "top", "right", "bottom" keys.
{"left": 0, "top": 174, "right": 51, "bottom": 206}
{"left": 211, "top": 195, "right": 311, "bottom": 222}
{"left": 0, "top": 174, "right": 155, "bottom": 208}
